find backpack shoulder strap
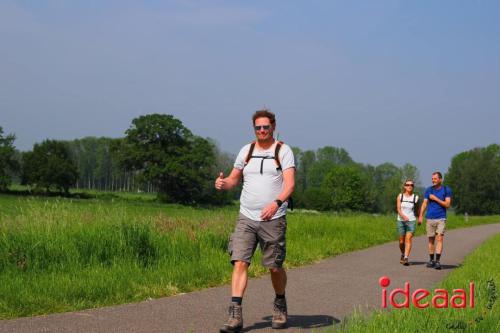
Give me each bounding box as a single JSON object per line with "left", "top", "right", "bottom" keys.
{"left": 413, "top": 194, "right": 417, "bottom": 204}
{"left": 274, "top": 141, "right": 283, "bottom": 170}
{"left": 400, "top": 193, "right": 403, "bottom": 203}
{"left": 244, "top": 141, "right": 256, "bottom": 165}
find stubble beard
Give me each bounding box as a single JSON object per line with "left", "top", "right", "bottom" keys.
{"left": 257, "top": 132, "right": 274, "bottom": 145}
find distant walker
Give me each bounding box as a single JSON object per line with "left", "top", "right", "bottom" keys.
{"left": 418, "top": 171, "right": 452, "bottom": 270}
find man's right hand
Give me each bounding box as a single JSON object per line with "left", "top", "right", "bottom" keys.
{"left": 418, "top": 216, "right": 423, "bottom": 225}
{"left": 429, "top": 194, "right": 439, "bottom": 202}
{"left": 215, "top": 171, "right": 225, "bottom": 190}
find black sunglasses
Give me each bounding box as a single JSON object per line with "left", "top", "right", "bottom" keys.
{"left": 404, "top": 184, "right": 414, "bottom": 187}
{"left": 254, "top": 125, "right": 271, "bottom": 131}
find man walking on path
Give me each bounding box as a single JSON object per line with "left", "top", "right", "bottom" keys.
{"left": 418, "top": 171, "right": 452, "bottom": 270}
{"left": 215, "top": 109, "right": 295, "bottom": 332}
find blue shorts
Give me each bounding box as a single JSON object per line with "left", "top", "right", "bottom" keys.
{"left": 397, "top": 220, "right": 416, "bottom": 236}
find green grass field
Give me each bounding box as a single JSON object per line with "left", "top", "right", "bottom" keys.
{"left": 0, "top": 193, "right": 498, "bottom": 319}
{"left": 331, "top": 233, "right": 500, "bottom": 333}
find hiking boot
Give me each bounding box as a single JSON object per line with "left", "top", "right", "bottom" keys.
{"left": 272, "top": 297, "right": 288, "bottom": 329}
{"left": 426, "top": 260, "right": 435, "bottom": 268}
{"left": 434, "top": 261, "right": 442, "bottom": 270}
{"left": 403, "top": 258, "right": 410, "bottom": 266}
{"left": 220, "top": 302, "right": 243, "bottom": 333}
{"left": 400, "top": 255, "right": 405, "bottom": 264}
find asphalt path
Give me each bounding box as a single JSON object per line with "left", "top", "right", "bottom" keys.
{"left": 1, "top": 223, "right": 499, "bottom": 333}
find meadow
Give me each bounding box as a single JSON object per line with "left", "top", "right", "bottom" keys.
{"left": 0, "top": 193, "right": 498, "bottom": 319}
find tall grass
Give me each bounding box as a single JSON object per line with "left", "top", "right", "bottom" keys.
{"left": 0, "top": 194, "right": 498, "bottom": 319}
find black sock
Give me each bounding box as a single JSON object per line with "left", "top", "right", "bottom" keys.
{"left": 231, "top": 297, "right": 242, "bottom": 305}
{"left": 429, "top": 254, "right": 435, "bottom": 261}
{"left": 436, "top": 253, "right": 441, "bottom": 262}
{"left": 275, "top": 293, "right": 285, "bottom": 299}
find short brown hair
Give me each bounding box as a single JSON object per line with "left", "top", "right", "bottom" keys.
{"left": 252, "top": 109, "right": 276, "bottom": 125}
{"left": 432, "top": 171, "right": 443, "bottom": 179}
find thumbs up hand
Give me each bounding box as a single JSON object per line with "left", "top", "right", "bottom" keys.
{"left": 215, "top": 171, "right": 225, "bottom": 190}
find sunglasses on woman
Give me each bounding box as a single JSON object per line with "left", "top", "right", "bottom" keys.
{"left": 404, "top": 183, "right": 414, "bottom": 187}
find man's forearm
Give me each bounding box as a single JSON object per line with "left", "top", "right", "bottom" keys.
{"left": 277, "top": 185, "right": 294, "bottom": 202}
{"left": 276, "top": 169, "right": 295, "bottom": 203}
{"left": 223, "top": 177, "right": 240, "bottom": 190}
{"left": 419, "top": 201, "right": 428, "bottom": 219}
{"left": 434, "top": 198, "right": 450, "bottom": 208}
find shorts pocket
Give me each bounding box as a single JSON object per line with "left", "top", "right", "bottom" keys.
{"left": 273, "top": 242, "right": 286, "bottom": 266}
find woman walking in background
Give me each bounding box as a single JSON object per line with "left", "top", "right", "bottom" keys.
{"left": 396, "top": 179, "right": 419, "bottom": 266}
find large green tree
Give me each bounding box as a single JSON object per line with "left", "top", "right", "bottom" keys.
{"left": 446, "top": 144, "right": 500, "bottom": 215}
{"left": 323, "top": 164, "right": 374, "bottom": 211}
{"left": 0, "top": 127, "right": 18, "bottom": 190}
{"left": 118, "top": 114, "right": 218, "bottom": 204}
{"left": 22, "top": 140, "right": 78, "bottom": 193}
{"left": 306, "top": 146, "right": 354, "bottom": 188}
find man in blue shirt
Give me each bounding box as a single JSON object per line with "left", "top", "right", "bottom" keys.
{"left": 418, "top": 171, "right": 452, "bottom": 270}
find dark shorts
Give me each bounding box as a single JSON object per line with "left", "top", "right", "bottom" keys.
{"left": 228, "top": 213, "right": 287, "bottom": 268}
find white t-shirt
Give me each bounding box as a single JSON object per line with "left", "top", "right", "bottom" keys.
{"left": 234, "top": 142, "right": 295, "bottom": 221}
{"left": 397, "top": 193, "right": 419, "bottom": 221}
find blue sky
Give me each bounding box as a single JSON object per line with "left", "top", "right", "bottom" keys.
{"left": 1, "top": 0, "right": 499, "bottom": 184}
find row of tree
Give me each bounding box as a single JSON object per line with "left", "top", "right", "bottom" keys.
{"left": 0, "top": 118, "right": 498, "bottom": 214}
{"left": 0, "top": 115, "right": 235, "bottom": 204}
{"left": 292, "top": 146, "right": 421, "bottom": 213}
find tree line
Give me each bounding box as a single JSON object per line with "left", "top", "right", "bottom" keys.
{"left": 0, "top": 115, "right": 235, "bottom": 204}
{"left": 291, "top": 146, "right": 421, "bottom": 213}
{"left": 0, "top": 118, "right": 498, "bottom": 214}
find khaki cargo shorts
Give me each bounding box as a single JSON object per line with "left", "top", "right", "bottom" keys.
{"left": 426, "top": 218, "right": 446, "bottom": 237}
{"left": 228, "top": 213, "right": 287, "bottom": 268}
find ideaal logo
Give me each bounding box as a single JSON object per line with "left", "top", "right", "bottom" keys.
{"left": 378, "top": 276, "right": 474, "bottom": 309}
{"left": 378, "top": 276, "right": 497, "bottom": 331}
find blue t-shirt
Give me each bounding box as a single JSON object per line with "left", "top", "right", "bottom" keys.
{"left": 424, "top": 185, "right": 452, "bottom": 219}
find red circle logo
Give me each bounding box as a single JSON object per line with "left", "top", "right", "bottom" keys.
{"left": 379, "top": 276, "right": 391, "bottom": 287}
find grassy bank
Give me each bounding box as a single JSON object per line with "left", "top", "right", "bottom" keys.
{"left": 331, "top": 233, "right": 499, "bottom": 332}
{"left": 0, "top": 194, "right": 498, "bottom": 319}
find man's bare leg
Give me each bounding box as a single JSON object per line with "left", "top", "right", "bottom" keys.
{"left": 231, "top": 261, "right": 249, "bottom": 296}
{"left": 270, "top": 267, "right": 287, "bottom": 295}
